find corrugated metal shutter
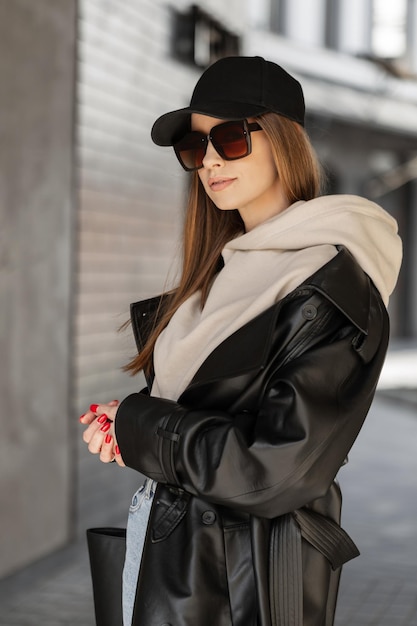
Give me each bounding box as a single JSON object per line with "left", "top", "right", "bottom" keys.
{"left": 75, "top": 0, "right": 196, "bottom": 531}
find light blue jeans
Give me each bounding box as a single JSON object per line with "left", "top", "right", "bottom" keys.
{"left": 122, "top": 478, "right": 157, "bottom": 626}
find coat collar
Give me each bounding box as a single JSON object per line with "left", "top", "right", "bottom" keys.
{"left": 130, "top": 247, "right": 371, "bottom": 388}
{"left": 305, "top": 246, "right": 369, "bottom": 335}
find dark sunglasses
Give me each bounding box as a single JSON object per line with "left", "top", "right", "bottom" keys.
{"left": 173, "top": 119, "right": 263, "bottom": 172}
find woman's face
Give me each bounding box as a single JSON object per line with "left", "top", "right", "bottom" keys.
{"left": 192, "top": 113, "right": 289, "bottom": 231}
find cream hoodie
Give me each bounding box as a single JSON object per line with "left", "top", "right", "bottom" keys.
{"left": 152, "top": 195, "right": 402, "bottom": 401}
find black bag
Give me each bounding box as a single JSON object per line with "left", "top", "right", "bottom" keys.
{"left": 86, "top": 527, "right": 126, "bottom": 626}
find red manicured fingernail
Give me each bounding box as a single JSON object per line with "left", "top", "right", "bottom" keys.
{"left": 90, "top": 404, "right": 99, "bottom": 413}
{"left": 97, "top": 414, "right": 108, "bottom": 424}
{"left": 115, "top": 445, "right": 120, "bottom": 455}
{"left": 100, "top": 422, "right": 111, "bottom": 433}
{"left": 105, "top": 434, "right": 112, "bottom": 444}
{"left": 79, "top": 414, "right": 85, "bottom": 422}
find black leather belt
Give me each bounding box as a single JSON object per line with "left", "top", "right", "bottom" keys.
{"left": 269, "top": 508, "right": 359, "bottom": 625}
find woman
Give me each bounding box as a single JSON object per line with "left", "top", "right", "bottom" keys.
{"left": 80, "top": 56, "right": 402, "bottom": 626}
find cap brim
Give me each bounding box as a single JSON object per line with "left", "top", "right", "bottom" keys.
{"left": 151, "top": 102, "right": 268, "bottom": 146}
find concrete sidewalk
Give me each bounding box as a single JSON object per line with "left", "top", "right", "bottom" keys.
{"left": 0, "top": 539, "right": 95, "bottom": 626}
{"left": 0, "top": 348, "right": 416, "bottom": 625}
{"left": 335, "top": 394, "right": 417, "bottom": 626}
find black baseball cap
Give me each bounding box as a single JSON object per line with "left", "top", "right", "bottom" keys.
{"left": 151, "top": 56, "right": 305, "bottom": 146}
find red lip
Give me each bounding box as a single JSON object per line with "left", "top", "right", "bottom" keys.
{"left": 208, "top": 177, "right": 236, "bottom": 191}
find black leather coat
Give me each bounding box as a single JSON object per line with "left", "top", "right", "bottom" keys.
{"left": 115, "top": 247, "right": 389, "bottom": 626}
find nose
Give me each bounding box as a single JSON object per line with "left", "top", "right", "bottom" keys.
{"left": 201, "top": 139, "right": 224, "bottom": 169}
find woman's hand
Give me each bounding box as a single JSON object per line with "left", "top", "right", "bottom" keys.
{"left": 79, "top": 400, "right": 125, "bottom": 467}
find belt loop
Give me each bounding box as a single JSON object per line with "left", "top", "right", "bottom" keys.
{"left": 145, "top": 478, "right": 157, "bottom": 499}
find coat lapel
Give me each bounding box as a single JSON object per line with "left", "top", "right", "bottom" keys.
{"left": 184, "top": 300, "right": 282, "bottom": 388}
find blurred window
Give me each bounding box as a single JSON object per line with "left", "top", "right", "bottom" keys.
{"left": 372, "top": 0, "right": 407, "bottom": 59}
{"left": 324, "top": 0, "right": 340, "bottom": 49}
{"left": 270, "top": 0, "right": 286, "bottom": 34}
{"left": 171, "top": 5, "right": 240, "bottom": 69}
{"left": 247, "top": 0, "right": 271, "bottom": 30}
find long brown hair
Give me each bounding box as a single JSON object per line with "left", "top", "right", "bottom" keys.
{"left": 124, "top": 112, "right": 324, "bottom": 376}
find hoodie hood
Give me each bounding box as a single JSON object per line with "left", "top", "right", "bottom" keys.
{"left": 223, "top": 194, "right": 402, "bottom": 307}
{"left": 152, "top": 194, "right": 402, "bottom": 400}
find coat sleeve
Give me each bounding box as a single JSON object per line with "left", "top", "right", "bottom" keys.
{"left": 115, "top": 289, "right": 389, "bottom": 519}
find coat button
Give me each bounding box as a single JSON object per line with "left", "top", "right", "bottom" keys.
{"left": 302, "top": 304, "right": 317, "bottom": 320}
{"left": 202, "top": 510, "right": 216, "bottom": 525}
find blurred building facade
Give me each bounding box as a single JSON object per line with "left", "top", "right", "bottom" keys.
{"left": 1, "top": 0, "right": 416, "bottom": 579}
{"left": 247, "top": 0, "right": 417, "bottom": 339}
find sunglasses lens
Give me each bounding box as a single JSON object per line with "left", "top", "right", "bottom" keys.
{"left": 173, "top": 121, "right": 255, "bottom": 171}
{"left": 175, "top": 132, "right": 206, "bottom": 171}
{"left": 212, "top": 122, "right": 249, "bottom": 159}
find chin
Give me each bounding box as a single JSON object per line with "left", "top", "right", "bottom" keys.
{"left": 212, "top": 202, "right": 239, "bottom": 212}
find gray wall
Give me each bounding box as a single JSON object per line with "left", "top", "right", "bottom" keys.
{"left": 0, "top": 0, "right": 77, "bottom": 576}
